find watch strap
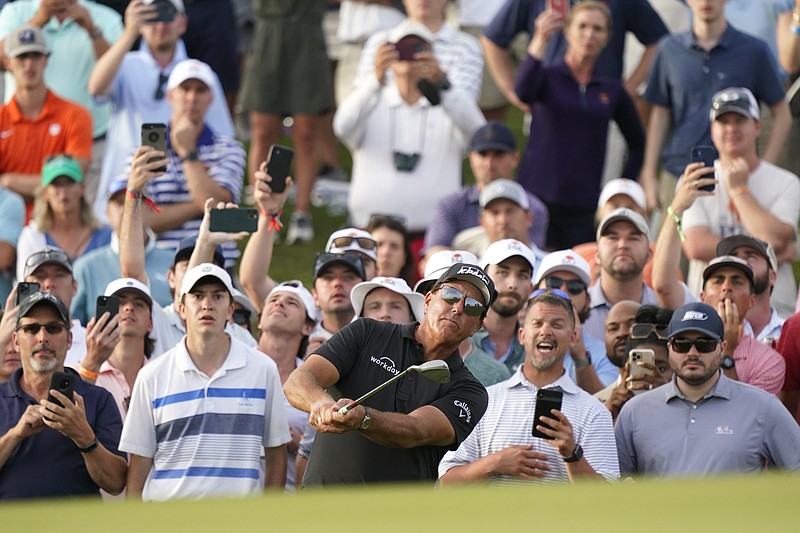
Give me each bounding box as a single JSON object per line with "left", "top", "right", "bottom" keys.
{"left": 563, "top": 444, "right": 583, "bottom": 463}
{"left": 78, "top": 437, "right": 99, "bottom": 454}
{"left": 181, "top": 150, "right": 199, "bottom": 162}
{"left": 358, "top": 406, "right": 372, "bottom": 431}
{"left": 573, "top": 350, "right": 592, "bottom": 369}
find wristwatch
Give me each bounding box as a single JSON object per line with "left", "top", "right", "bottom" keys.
{"left": 563, "top": 444, "right": 583, "bottom": 463}
{"left": 573, "top": 351, "right": 592, "bottom": 369}
{"left": 721, "top": 355, "right": 736, "bottom": 371}
{"left": 181, "top": 150, "right": 199, "bottom": 163}
{"left": 359, "top": 406, "right": 372, "bottom": 431}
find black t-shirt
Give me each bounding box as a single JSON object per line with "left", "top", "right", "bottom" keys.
{"left": 304, "top": 319, "right": 488, "bottom": 485}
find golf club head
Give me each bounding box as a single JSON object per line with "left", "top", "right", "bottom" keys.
{"left": 411, "top": 360, "right": 451, "bottom": 384}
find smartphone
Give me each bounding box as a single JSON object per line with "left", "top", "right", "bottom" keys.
{"left": 690, "top": 145, "right": 717, "bottom": 192}
{"left": 548, "top": 0, "right": 569, "bottom": 17}
{"left": 96, "top": 295, "right": 120, "bottom": 323}
{"left": 46, "top": 371, "right": 76, "bottom": 417}
{"left": 395, "top": 35, "right": 430, "bottom": 61}
{"left": 628, "top": 348, "right": 655, "bottom": 395}
{"left": 264, "top": 144, "right": 294, "bottom": 193}
{"left": 15, "top": 282, "right": 40, "bottom": 306}
{"left": 141, "top": 123, "right": 167, "bottom": 173}
{"left": 531, "top": 388, "right": 563, "bottom": 439}
{"left": 209, "top": 207, "right": 259, "bottom": 233}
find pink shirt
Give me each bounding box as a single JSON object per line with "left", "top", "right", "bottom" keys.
{"left": 95, "top": 358, "right": 146, "bottom": 421}
{"left": 733, "top": 334, "right": 786, "bottom": 396}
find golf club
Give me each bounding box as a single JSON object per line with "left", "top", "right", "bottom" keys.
{"left": 338, "top": 360, "right": 451, "bottom": 415}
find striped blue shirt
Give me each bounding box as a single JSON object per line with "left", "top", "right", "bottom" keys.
{"left": 439, "top": 367, "right": 620, "bottom": 484}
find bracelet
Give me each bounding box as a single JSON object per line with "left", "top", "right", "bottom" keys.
{"left": 126, "top": 188, "right": 161, "bottom": 213}
{"left": 259, "top": 210, "right": 283, "bottom": 232}
{"left": 729, "top": 186, "right": 749, "bottom": 201}
{"left": 666, "top": 205, "right": 687, "bottom": 243}
{"left": 77, "top": 437, "right": 99, "bottom": 454}
{"left": 78, "top": 365, "right": 99, "bottom": 380}
{"left": 89, "top": 26, "right": 103, "bottom": 40}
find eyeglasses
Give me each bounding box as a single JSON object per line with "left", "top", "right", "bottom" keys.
{"left": 631, "top": 323, "right": 669, "bottom": 340}
{"left": 543, "top": 276, "right": 586, "bottom": 296}
{"left": 530, "top": 288, "right": 571, "bottom": 300}
{"left": 331, "top": 236, "right": 377, "bottom": 251}
{"left": 154, "top": 73, "right": 169, "bottom": 100}
{"left": 25, "top": 248, "right": 71, "bottom": 269}
{"left": 17, "top": 322, "right": 69, "bottom": 335}
{"left": 393, "top": 151, "right": 421, "bottom": 172}
{"left": 437, "top": 285, "right": 485, "bottom": 317}
{"left": 669, "top": 337, "right": 718, "bottom": 354}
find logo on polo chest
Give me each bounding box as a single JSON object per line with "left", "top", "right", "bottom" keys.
{"left": 370, "top": 356, "right": 400, "bottom": 376}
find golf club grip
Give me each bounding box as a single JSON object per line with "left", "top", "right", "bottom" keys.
{"left": 338, "top": 401, "right": 358, "bottom": 415}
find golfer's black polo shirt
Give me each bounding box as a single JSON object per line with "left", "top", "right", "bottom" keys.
{"left": 304, "top": 319, "right": 488, "bottom": 485}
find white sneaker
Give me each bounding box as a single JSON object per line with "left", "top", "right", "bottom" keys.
{"left": 285, "top": 212, "right": 314, "bottom": 244}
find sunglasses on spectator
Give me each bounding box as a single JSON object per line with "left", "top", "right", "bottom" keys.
{"left": 17, "top": 322, "right": 69, "bottom": 335}
{"left": 631, "top": 323, "right": 669, "bottom": 340}
{"left": 437, "top": 285, "right": 485, "bottom": 317}
{"left": 669, "top": 337, "right": 718, "bottom": 354}
{"left": 25, "top": 249, "right": 71, "bottom": 269}
{"left": 154, "top": 72, "right": 169, "bottom": 100}
{"left": 542, "top": 276, "right": 586, "bottom": 295}
{"left": 530, "top": 288, "right": 571, "bottom": 301}
{"left": 331, "top": 236, "right": 377, "bottom": 251}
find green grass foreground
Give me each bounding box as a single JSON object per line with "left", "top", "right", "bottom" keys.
{"left": 2, "top": 473, "right": 795, "bottom": 532}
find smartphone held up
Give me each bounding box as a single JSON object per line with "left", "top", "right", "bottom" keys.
{"left": 264, "top": 144, "right": 294, "bottom": 193}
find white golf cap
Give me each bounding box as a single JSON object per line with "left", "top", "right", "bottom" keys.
{"left": 480, "top": 239, "right": 538, "bottom": 271}
{"left": 597, "top": 178, "right": 646, "bottom": 211}
{"left": 325, "top": 227, "right": 377, "bottom": 262}
{"left": 267, "top": 280, "right": 316, "bottom": 321}
{"left": 180, "top": 263, "right": 234, "bottom": 298}
{"left": 534, "top": 249, "right": 591, "bottom": 286}
{"left": 167, "top": 59, "right": 215, "bottom": 92}
{"left": 388, "top": 21, "right": 435, "bottom": 44}
{"left": 596, "top": 208, "right": 650, "bottom": 242}
{"left": 414, "top": 250, "right": 479, "bottom": 294}
{"left": 479, "top": 179, "right": 530, "bottom": 210}
{"left": 104, "top": 277, "right": 153, "bottom": 307}
{"left": 231, "top": 288, "right": 258, "bottom": 315}
{"left": 351, "top": 277, "right": 425, "bottom": 322}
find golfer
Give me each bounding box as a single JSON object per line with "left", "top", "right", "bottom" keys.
{"left": 284, "top": 264, "right": 496, "bottom": 485}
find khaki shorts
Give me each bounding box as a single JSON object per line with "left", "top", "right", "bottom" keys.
{"left": 461, "top": 26, "right": 509, "bottom": 110}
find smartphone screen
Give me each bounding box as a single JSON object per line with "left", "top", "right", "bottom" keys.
{"left": 15, "top": 282, "right": 40, "bottom": 306}
{"left": 265, "top": 145, "right": 294, "bottom": 193}
{"left": 141, "top": 123, "right": 167, "bottom": 173}
{"left": 690, "top": 145, "right": 716, "bottom": 191}
{"left": 209, "top": 208, "right": 259, "bottom": 233}
{"left": 532, "top": 388, "right": 563, "bottom": 439}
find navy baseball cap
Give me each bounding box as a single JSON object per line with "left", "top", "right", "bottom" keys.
{"left": 173, "top": 236, "right": 225, "bottom": 268}
{"left": 469, "top": 121, "right": 516, "bottom": 153}
{"left": 313, "top": 252, "right": 366, "bottom": 282}
{"left": 668, "top": 302, "right": 725, "bottom": 340}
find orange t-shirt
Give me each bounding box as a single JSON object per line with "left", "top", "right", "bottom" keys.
{"left": 0, "top": 90, "right": 92, "bottom": 211}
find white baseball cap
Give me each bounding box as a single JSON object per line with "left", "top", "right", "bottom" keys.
{"left": 414, "top": 250, "right": 479, "bottom": 294}
{"left": 266, "top": 280, "right": 316, "bottom": 321}
{"left": 351, "top": 277, "right": 425, "bottom": 322}
{"left": 534, "top": 249, "right": 591, "bottom": 286}
{"left": 104, "top": 278, "right": 153, "bottom": 307}
{"left": 597, "top": 178, "right": 646, "bottom": 211}
{"left": 479, "top": 179, "right": 530, "bottom": 210}
{"left": 325, "top": 227, "right": 378, "bottom": 262}
{"left": 167, "top": 59, "right": 216, "bottom": 92}
{"left": 388, "top": 21, "right": 435, "bottom": 44}
{"left": 480, "top": 239, "right": 538, "bottom": 272}
{"left": 596, "top": 208, "right": 650, "bottom": 242}
{"left": 180, "top": 263, "right": 234, "bottom": 298}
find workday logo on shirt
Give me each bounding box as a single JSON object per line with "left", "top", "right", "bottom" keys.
{"left": 369, "top": 356, "right": 400, "bottom": 376}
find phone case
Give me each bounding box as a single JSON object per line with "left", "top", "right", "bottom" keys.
{"left": 265, "top": 145, "right": 294, "bottom": 193}
{"left": 96, "top": 295, "right": 120, "bottom": 321}
{"left": 46, "top": 371, "right": 76, "bottom": 410}
{"left": 628, "top": 349, "right": 655, "bottom": 395}
{"left": 16, "top": 282, "right": 40, "bottom": 306}
{"left": 690, "top": 145, "right": 716, "bottom": 191}
{"left": 532, "top": 389, "right": 563, "bottom": 439}
{"left": 142, "top": 123, "right": 167, "bottom": 172}
{"left": 210, "top": 208, "right": 259, "bottom": 233}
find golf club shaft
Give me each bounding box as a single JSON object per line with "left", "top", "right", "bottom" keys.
{"left": 338, "top": 369, "right": 409, "bottom": 415}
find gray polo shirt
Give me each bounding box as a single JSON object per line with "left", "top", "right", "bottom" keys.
{"left": 615, "top": 372, "right": 800, "bottom": 476}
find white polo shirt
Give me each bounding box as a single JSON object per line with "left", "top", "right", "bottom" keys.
{"left": 120, "top": 336, "right": 291, "bottom": 502}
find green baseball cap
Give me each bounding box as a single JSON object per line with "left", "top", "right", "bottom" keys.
{"left": 41, "top": 155, "right": 83, "bottom": 187}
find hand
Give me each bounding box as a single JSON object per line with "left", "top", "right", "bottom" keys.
{"left": 198, "top": 198, "right": 249, "bottom": 246}
{"left": 374, "top": 42, "right": 399, "bottom": 85}
{"left": 671, "top": 162, "right": 716, "bottom": 215}
{"left": 170, "top": 116, "right": 203, "bottom": 158}
{"left": 627, "top": 361, "right": 669, "bottom": 391}
{"left": 127, "top": 145, "right": 167, "bottom": 192}
{"left": 65, "top": 2, "right": 93, "bottom": 31}
{"left": 718, "top": 298, "right": 742, "bottom": 352}
{"left": 721, "top": 156, "right": 749, "bottom": 191}
{"left": 536, "top": 409, "right": 578, "bottom": 460}
{"left": 606, "top": 363, "right": 634, "bottom": 418}
{"left": 12, "top": 404, "right": 46, "bottom": 440}
{"left": 0, "top": 290, "right": 19, "bottom": 348}
{"left": 569, "top": 307, "right": 587, "bottom": 362}
{"left": 489, "top": 445, "right": 550, "bottom": 479}
{"left": 412, "top": 50, "right": 444, "bottom": 83}
{"left": 82, "top": 312, "right": 121, "bottom": 373}
{"left": 287, "top": 426, "right": 303, "bottom": 456}
{"left": 39, "top": 390, "right": 95, "bottom": 447}
{"left": 123, "top": 0, "right": 158, "bottom": 36}
{"left": 528, "top": 10, "right": 565, "bottom": 58}
{"left": 254, "top": 160, "right": 292, "bottom": 214}
{"left": 308, "top": 399, "right": 362, "bottom": 433}
{"left": 34, "top": 0, "right": 68, "bottom": 24}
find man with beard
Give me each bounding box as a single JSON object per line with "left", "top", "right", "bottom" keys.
{"left": 533, "top": 249, "right": 618, "bottom": 393}
{"left": 0, "top": 292, "right": 126, "bottom": 499}
{"left": 615, "top": 301, "right": 800, "bottom": 477}
{"left": 585, "top": 208, "right": 692, "bottom": 341}
{"left": 716, "top": 235, "right": 783, "bottom": 345}
{"left": 468, "top": 239, "right": 537, "bottom": 374}
{"left": 597, "top": 303, "right": 674, "bottom": 421}
{"left": 438, "top": 290, "right": 619, "bottom": 485}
